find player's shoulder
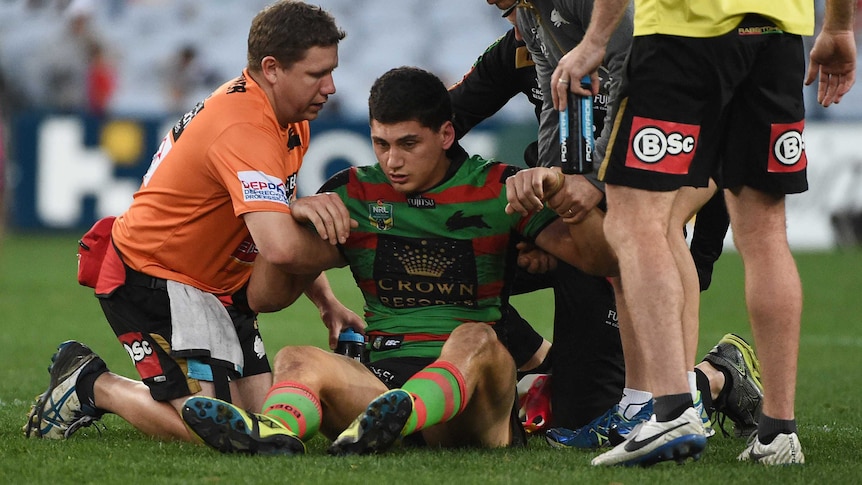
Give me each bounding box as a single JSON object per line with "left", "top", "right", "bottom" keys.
{"left": 319, "top": 164, "right": 384, "bottom": 194}
{"left": 463, "top": 155, "right": 520, "bottom": 186}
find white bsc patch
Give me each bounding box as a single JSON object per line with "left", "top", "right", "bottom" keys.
{"left": 238, "top": 171, "right": 289, "bottom": 205}
{"left": 254, "top": 335, "right": 266, "bottom": 359}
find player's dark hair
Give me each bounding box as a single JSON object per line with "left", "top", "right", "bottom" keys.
{"left": 247, "top": 1, "right": 345, "bottom": 72}
{"left": 368, "top": 66, "right": 453, "bottom": 130}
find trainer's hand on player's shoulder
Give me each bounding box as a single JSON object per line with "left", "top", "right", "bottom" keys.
{"left": 516, "top": 242, "right": 558, "bottom": 274}
{"left": 290, "top": 193, "right": 357, "bottom": 245}
{"left": 505, "top": 167, "right": 562, "bottom": 216}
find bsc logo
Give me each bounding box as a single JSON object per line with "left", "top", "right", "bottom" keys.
{"left": 632, "top": 127, "right": 696, "bottom": 163}
{"left": 124, "top": 339, "right": 153, "bottom": 363}
{"left": 626, "top": 117, "right": 699, "bottom": 175}
{"left": 768, "top": 121, "right": 807, "bottom": 173}
{"left": 774, "top": 131, "right": 804, "bottom": 166}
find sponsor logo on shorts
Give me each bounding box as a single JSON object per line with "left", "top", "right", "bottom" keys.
{"left": 768, "top": 121, "right": 807, "bottom": 173}
{"left": 238, "top": 171, "right": 291, "bottom": 204}
{"left": 118, "top": 332, "right": 163, "bottom": 380}
{"left": 738, "top": 26, "right": 784, "bottom": 36}
{"left": 626, "top": 116, "right": 699, "bottom": 174}
{"left": 371, "top": 335, "right": 404, "bottom": 351}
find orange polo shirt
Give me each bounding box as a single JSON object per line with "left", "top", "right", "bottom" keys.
{"left": 113, "top": 69, "right": 309, "bottom": 295}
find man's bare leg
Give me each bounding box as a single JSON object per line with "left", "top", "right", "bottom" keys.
{"left": 724, "top": 187, "right": 800, "bottom": 420}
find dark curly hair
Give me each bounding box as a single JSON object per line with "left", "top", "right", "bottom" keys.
{"left": 368, "top": 66, "right": 453, "bottom": 130}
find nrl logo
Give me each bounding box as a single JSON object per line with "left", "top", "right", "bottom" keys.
{"left": 368, "top": 199, "right": 394, "bottom": 231}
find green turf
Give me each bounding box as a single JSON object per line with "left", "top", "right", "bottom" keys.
{"left": 1, "top": 234, "right": 860, "bottom": 483}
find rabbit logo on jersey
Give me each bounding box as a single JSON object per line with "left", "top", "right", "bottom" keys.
{"left": 238, "top": 170, "right": 291, "bottom": 205}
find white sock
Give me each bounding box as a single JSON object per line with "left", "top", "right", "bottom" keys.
{"left": 619, "top": 388, "right": 653, "bottom": 420}
{"left": 688, "top": 371, "right": 698, "bottom": 402}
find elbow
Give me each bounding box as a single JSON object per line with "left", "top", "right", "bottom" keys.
{"left": 248, "top": 293, "right": 284, "bottom": 313}
{"left": 247, "top": 285, "right": 304, "bottom": 313}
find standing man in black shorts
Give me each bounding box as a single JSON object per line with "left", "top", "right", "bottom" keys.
{"left": 480, "top": 1, "right": 763, "bottom": 450}
{"left": 552, "top": 0, "right": 857, "bottom": 467}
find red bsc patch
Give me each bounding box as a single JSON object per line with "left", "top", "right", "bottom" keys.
{"left": 625, "top": 116, "right": 699, "bottom": 174}
{"left": 768, "top": 121, "right": 807, "bottom": 173}
{"left": 118, "top": 332, "right": 163, "bottom": 379}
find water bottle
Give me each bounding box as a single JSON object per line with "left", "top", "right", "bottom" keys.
{"left": 335, "top": 328, "right": 365, "bottom": 362}
{"left": 559, "top": 75, "right": 595, "bottom": 175}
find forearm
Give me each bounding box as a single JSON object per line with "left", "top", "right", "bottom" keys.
{"left": 304, "top": 272, "right": 338, "bottom": 310}
{"left": 245, "top": 210, "right": 344, "bottom": 274}
{"left": 582, "top": 0, "right": 631, "bottom": 48}
{"left": 247, "top": 257, "right": 320, "bottom": 313}
{"left": 823, "top": 0, "right": 856, "bottom": 31}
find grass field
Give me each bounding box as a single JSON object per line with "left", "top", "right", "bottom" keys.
{"left": 1, "top": 233, "right": 861, "bottom": 484}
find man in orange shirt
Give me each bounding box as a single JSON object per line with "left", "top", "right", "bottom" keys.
{"left": 23, "top": 1, "right": 361, "bottom": 443}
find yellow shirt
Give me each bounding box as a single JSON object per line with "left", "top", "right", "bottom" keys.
{"left": 634, "top": 0, "right": 815, "bottom": 37}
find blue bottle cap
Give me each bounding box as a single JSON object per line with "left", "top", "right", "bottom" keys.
{"left": 338, "top": 328, "right": 364, "bottom": 343}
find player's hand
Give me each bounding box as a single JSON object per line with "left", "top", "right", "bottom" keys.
{"left": 551, "top": 41, "right": 603, "bottom": 111}
{"left": 805, "top": 30, "right": 856, "bottom": 107}
{"left": 505, "top": 167, "right": 564, "bottom": 216}
{"left": 516, "top": 242, "right": 558, "bottom": 274}
{"left": 319, "top": 299, "right": 365, "bottom": 350}
{"left": 545, "top": 175, "right": 603, "bottom": 224}
{"left": 290, "top": 193, "right": 357, "bottom": 245}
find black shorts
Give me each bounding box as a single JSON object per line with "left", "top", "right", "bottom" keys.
{"left": 600, "top": 14, "right": 808, "bottom": 194}
{"left": 98, "top": 267, "right": 271, "bottom": 402}
{"left": 366, "top": 356, "right": 435, "bottom": 389}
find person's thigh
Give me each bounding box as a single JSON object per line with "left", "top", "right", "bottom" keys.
{"left": 548, "top": 265, "right": 624, "bottom": 428}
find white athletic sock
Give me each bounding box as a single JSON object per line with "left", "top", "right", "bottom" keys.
{"left": 688, "top": 371, "right": 698, "bottom": 402}
{"left": 619, "top": 388, "right": 653, "bottom": 420}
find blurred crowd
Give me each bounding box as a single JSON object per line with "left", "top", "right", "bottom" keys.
{"left": 0, "top": 0, "right": 524, "bottom": 121}
{"left": 1, "top": 0, "right": 861, "bottom": 122}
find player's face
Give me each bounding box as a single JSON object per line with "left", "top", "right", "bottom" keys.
{"left": 370, "top": 119, "right": 455, "bottom": 194}
{"left": 271, "top": 45, "right": 338, "bottom": 125}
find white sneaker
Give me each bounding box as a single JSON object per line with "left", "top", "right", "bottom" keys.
{"left": 23, "top": 341, "right": 106, "bottom": 439}
{"left": 591, "top": 407, "right": 707, "bottom": 467}
{"left": 738, "top": 432, "right": 805, "bottom": 465}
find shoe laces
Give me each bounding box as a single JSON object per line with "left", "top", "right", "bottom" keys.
{"left": 64, "top": 414, "right": 106, "bottom": 438}
{"left": 712, "top": 410, "right": 733, "bottom": 437}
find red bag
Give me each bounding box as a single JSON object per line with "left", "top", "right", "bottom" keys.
{"left": 77, "top": 216, "right": 116, "bottom": 288}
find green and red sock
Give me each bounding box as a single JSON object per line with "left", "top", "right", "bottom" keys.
{"left": 261, "top": 381, "right": 322, "bottom": 440}
{"left": 400, "top": 361, "right": 467, "bottom": 435}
